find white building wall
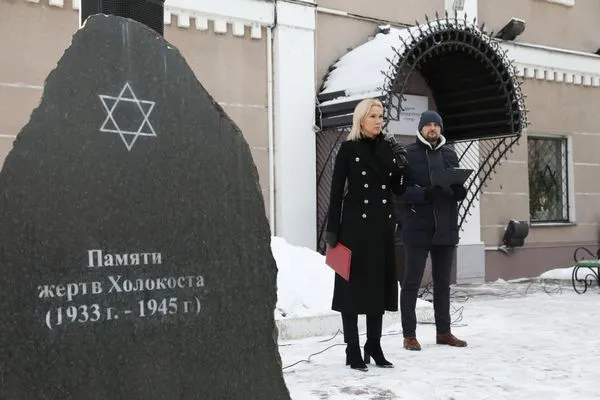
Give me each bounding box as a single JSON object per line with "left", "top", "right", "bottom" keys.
{"left": 273, "top": 1, "right": 317, "bottom": 249}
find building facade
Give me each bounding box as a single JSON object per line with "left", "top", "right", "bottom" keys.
{"left": 1, "top": 0, "right": 599, "bottom": 282}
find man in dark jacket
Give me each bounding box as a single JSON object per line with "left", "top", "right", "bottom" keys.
{"left": 399, "top": 110, "right": 468, "bottom": 351}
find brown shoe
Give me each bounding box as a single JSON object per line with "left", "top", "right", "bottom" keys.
{"left": 403, "top": 336, "right": 421, "bottom": 351}
{"left": 436, "top": 333, "right": 467, "bottom": 347}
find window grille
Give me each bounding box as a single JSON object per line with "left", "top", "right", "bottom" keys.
{"left": 528, "top": 137, "right": 569, "bottom": 222}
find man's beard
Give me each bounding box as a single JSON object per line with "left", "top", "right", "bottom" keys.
{"left": 426, "top": 133, "right": 438, "bottom": 144}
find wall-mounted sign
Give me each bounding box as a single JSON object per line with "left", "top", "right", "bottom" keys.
{"left": 386, "top": 94, "right": 429, "bottom": 135}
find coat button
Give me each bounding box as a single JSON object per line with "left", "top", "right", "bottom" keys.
{"left": 389, "top": 172, "right": 392, "bottom": 176}
{"left": 355, "top": 157, "right": 360, "bottom": 162}
{"left": 388, "top": 214, "right": 392, "bottom": 219}
{"left": 381, "top": 185, "right": 386, "bottom": 189}
{"left": 364, "top": 199, "right": 369, "bottom": 204}
{"left": 382, "top": 199, "right": 387, "bottom": 204}
{"left": 362, "top": 171, "right": 366, "bottom": 176}
{"left": 362, "top": 213, "right": 367, "bottom": 219}
{"left": 364, "top": 183, "right": 369, "bottom": 188}
{"left": 393, "top": 158, "right": 396, "bottom": 163}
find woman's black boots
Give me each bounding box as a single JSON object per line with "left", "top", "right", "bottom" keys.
{"left": 342, "top": 313, "right": 394, "bottom": 370}
{"left": 364, "top": 314, "right": 394, "bottom": 368}
{"left": 342, "top": 313, "right": 368, "bottom": 371}
{"left": 345, "top": 342, "right": 368, "bottom": 371}
{"left": 363, "top": 339, "right": 393, "bottom": 368}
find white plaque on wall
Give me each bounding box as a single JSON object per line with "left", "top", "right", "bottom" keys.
{"left": 386, "top": 94, "right": 429, "bottom": 135}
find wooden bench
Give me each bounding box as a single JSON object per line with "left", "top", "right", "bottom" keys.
{"left": 571, "top": 247, "right": 600, "bottom": 294}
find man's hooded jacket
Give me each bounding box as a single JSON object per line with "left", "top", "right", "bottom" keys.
{"left": 401, "top": 131, "right": 467, "bottom": 246}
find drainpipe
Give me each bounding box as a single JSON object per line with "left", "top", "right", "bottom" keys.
{"left": 266, "top": 10, "right": 276, "bottom": 236}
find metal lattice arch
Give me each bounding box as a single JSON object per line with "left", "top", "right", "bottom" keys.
{"left": 315, "top": 12, "right": 528, "bottom": 252}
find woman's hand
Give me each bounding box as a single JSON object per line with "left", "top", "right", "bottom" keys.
{"left": 325, "top": 231, "right": 338, "bottom": 248}
{"left": 384, "top": 134, "right": 407, "bottom": 167}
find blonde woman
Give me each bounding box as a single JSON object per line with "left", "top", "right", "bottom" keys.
{"left": 325, "top": 98, "right": 407, "bottom": 371}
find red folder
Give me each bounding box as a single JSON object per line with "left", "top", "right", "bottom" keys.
{"left": 325, "top": 243, "right": 352, "bottom": 281}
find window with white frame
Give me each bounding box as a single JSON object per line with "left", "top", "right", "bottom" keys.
{"left": 527, "top": 136, "right": 570, "bottom": 222}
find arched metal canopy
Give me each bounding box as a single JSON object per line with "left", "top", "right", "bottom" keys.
{"left": 316, "top": 14, "right": 527, "bottom": 141}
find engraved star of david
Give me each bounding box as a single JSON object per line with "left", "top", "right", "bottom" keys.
{"left": 99, "top": 82, "right": 157, "bottom": 151}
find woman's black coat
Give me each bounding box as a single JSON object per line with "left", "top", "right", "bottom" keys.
{"left": 326, "top": 135, "right": 406, "bottom": 315}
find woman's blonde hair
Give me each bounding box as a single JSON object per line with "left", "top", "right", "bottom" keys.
{"left": 347, "top": 98, "right": 384, "bottom": 141}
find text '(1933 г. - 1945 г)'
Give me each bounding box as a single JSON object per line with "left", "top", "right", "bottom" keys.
{"left": 36, "top": 249, "right": 206, "bottom": 330}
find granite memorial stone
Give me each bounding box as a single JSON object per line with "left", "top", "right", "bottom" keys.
{"left": 0, "top": 15, "right": 290, "bottom": 400}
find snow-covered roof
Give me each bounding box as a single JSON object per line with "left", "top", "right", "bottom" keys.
{"left": 318, "top": 20, "right": 485, "bottom": 107}
{"left": 318, "top": 27, "right": 404, "bottom": 103}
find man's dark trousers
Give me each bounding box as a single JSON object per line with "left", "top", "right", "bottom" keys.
{"left": 400, "top": 245, "right": 455, "bottom": 337}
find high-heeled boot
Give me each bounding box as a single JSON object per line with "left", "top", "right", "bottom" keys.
{"left": 363, "top": 339, "right": 394, "bottom": 368}
{"left": 341, "top": 313, "right": 367, "bottom": 371}
{"left": 345, "top": 342, "right": 368, "bottom": 371}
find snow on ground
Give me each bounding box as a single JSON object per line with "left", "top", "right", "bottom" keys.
{"left": 272, "top": 236, "right": 334, "bottom": 319}
{"left": 272, "top": 237, "right": 600, "bottom": 399}
{"left": 279, "top": 290, "right": 600, "bottom": 400}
